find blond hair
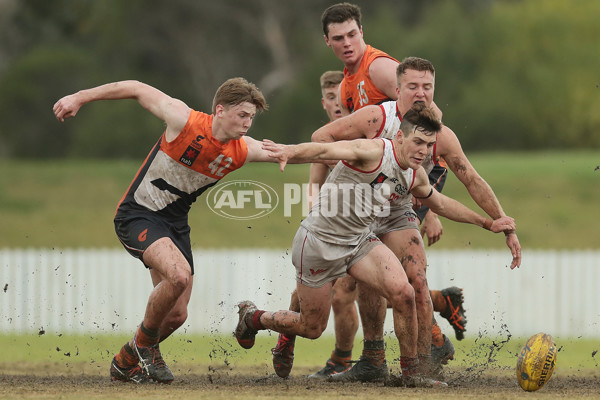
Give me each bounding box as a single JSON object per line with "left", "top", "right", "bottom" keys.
{"left": 320, "top": 70, "right": 344, "bottom": 90}
{"left": 212, "top": 77, "right": 268, "bottom": 114}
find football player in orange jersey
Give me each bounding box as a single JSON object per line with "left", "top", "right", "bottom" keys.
{"left": 53, "top": 78, "right": 282, "bottom": 384}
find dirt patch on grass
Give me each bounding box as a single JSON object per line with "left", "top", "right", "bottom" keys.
{"left": 1, "top": 364, "right": 599, "bottom": 400}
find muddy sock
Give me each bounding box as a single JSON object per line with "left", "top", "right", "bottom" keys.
{"left": 115, "top": 342, "right": 139, "bottom": 367}
{"left": 279, "top": 332, "right": 296, "bottom": 343}
{"left": 331, "top": 348, "right": 352, "bottom": 366}
{"left": 251, "top": 310, "right": 266, "bottom": 330}
{"left": 430, "top": 290, "right": 447, "bottom": 313}
{"left": 400, "top": 356, "right": 419, "bottom": 376}
{"left": 362, "top": 340, "right": 385, "bottom": 367}
{"left": 418, "top": 354, "right": 432, "bottom": 375}
{"left": 135, "top": 322, "right": 160, "bottom": 348}
{"left": 431, "top": 319, "right": 445, "bottom": 347}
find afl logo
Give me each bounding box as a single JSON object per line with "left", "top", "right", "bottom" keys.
{"left": 206, "top": 180, "right": 279, "bottom": 220}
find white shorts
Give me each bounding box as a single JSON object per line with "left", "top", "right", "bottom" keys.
{"left": 291, "top": 226, "right": 382, "bottom": 288}
{"left": 371, "top": 205, "right": 419, "bottom": 237}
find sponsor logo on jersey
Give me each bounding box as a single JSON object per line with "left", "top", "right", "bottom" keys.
{"left": 180, "top": 145, "right": 201, "bottom": 166}
{"left": 369, "top": 172, "right": 388, "bottom": 190}
{"left": 346, "top": 97, "right": 355, "bottom": 113}
{"left": 395, "top": 183, "right": 408, "bottom": 196}
{"left": 179, "top": 135, "right": 205, "bottom": 166}
{"left": 309, "top": 268, "right": 326, "bottom": 275}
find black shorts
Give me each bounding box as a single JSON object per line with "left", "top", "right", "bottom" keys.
{"left": 415, "top": 164, "right": 447, "bottom": 223}
{"left": 114, "top": 212, "right": 194, "bottom": 274}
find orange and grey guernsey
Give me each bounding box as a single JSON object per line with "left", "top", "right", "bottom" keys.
{"left": 116, "top": 110, "right": 248, "bottom": 219}
{"left": 339, "top": 45, "right": 398, "bottom": 112}
{"left": 301, "top": 139, "right": 415, "bottom": 245}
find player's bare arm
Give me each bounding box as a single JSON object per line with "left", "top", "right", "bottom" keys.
{"left": 263, "top": 138, "right": 382, "bottom": 172}
{"left": 368, "top": 57, "right": 400, "bottom": 100}
{"left": 411, "top": 168, "right": 515, "bottom": 234}
{"left": 437, "top": 125, "right": 522, "bottom": 268}
{"left": 243, "top": 136, "right": 280, "bottom": 164}
{"left": 437, "top": 126, "right": 507, "bottom": 218}
{"left": 311, "top": 105, "right": 384, "bottom": 143}
{"left": 53, "top": 80, "right": 191, "bottom": 142}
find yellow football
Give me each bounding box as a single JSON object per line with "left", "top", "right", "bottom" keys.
{"left": 516, "top": 332, "right": 557, "bottom": 391}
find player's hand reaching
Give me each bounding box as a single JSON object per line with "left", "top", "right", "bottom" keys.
{"left": 420, "top": 211, "right": 443, "bottom": 246}
{"left": 488, "top": 217, "right": 521, "bottom": 270}
{"left": 53, "top": 94, "right": 82, "bottom": 122}
{"left": 505, "top": 231, "right": 521, "bottom": 269}
{"left": 262, "top": 139, "right": 291, "bottom": 172}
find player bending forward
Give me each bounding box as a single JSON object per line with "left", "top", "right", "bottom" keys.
{"left": 234, "top": 103, "right": 516, "bottom": 387}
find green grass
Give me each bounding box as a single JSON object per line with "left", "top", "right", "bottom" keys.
{"left": 1, "top": 333, "right": 598, "bottom": 373}
{"left": 1, "top": 334, "right": 597, "bottom": 400}
{"left": 1, "top": 150, "right": 599, "bottom": 249}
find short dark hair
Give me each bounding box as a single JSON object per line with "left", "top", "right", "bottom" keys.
{"left": 212, "top": 77, "right": 268, "bottom": 114}
{"left": 400, "top": 103, "right": 441, "bottom": 137}
{"left": 321, "top": 3, "right": 362, "bottom": 37}
{"left": 396, "top": 57, "right": 436, "bottom": 80}
{"left": 320, "top": 70, "right": 344, "bottom": 90}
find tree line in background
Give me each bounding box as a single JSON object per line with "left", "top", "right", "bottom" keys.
{"left": 0, "top": 0, "right": 598, "bottom": 159}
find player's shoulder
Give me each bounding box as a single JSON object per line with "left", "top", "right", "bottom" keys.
{"left": 358, "top": 103, "right": 386, "bottom": 116}
{"left": 437, "top": 124, "right": 459, "bottom": 144}
{"left": 183, "top": 109, "right": 212, "bottom": 130}
{"left": 354, "top": 104, "right": 386, "bottom": 127}
{"left": 365, "top": 45, "right": 397, "bottom": 61}
{"left": 435, "top": 124, "right": 464, "bottom": 158}
{"left": 379, "top": 100, "right": 397, "bottom": 115}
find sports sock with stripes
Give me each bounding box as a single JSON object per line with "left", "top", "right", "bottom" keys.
{"left": 362, "top": 339, "right": 385, "bottom": 366}
{"left": 135, "top": 322, "right": 160, "bottom": 348}
{"left": 431, "top": 319, "right": 445, "bottom": 347}
{"left": 331, "top": 347, "right": 352, "bottom": 365}
{"left": 115, "top": 342, "right": 139, "bottom": 367}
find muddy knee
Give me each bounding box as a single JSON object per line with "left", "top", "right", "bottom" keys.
{"left": 389, "top": 283, "right": 415, "bottom": 312}
{"left": 302, "top": 319, "right": 328, "bottom": 339}
{"left": 168, "top": 267, "right": 192, "bottom": 295}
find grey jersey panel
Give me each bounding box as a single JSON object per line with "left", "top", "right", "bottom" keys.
{"left": 301, "top": 139, "right": 415, "bottom": 245}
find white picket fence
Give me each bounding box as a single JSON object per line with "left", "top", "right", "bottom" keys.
{"left": 1, "top": 248, "right": 599, "bottom": 338}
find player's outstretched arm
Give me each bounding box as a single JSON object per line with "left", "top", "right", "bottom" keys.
{"left": 438, "top": 126, "right": 507, "bottom": 218}
{"left": 262, "top": 138, "right": 381, "bottom": 171}
{"left": 412, "top": 169, "right": 515, "bottom": 233}
{"left": 311, "top": 105, "right": 383, "bottom": 143}
{"left": 413, "top": 169, "right": 520, "bottom": 268}
{"left": 53, "top": 80, "right": 190, "bottom": 138}
{"left": 438, "top": 125, "right": 521, "bottom": 268}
